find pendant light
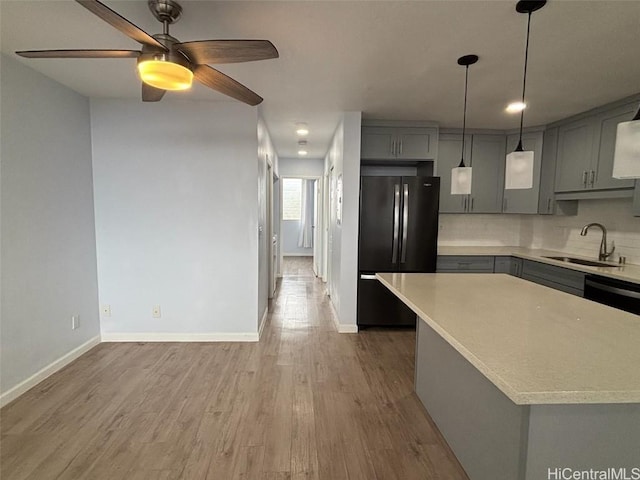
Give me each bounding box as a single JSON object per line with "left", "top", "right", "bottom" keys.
{"left": 451, "top": 54, "right": 478, "bottom": 195}
{"left": 505, "top": 0, "right": 546, "bottom": 190}
{"left": 612, "top": 104, "right": 640, "bottom": 178}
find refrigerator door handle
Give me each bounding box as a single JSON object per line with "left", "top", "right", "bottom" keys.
{"left": 360, "top": 274, "right": 378, "bottom": 280}
{"left": 400, "top": 183, "right": 409, "bottom": 263}
{"left": 391, "top": 184, "right": 400, "bottom": 263}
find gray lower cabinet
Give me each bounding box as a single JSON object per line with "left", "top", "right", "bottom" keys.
{"left": 520, "top": 259, "right": 585, "bottom": 297}
{"left": 436, "top": 256, "right": 494, "bottom": 273}
{"left": 634, "top": 181, "right": 640, "bottom": 217}
{"left": 494, "top": 256, "right": 522, "bottom": 277}
{"left": 503, "top": 132, "right": 544, "bottom": 214}
{"left": 437, "top": 133, "right": 505, "bottom": 214}
{"left": 361, "top": 126, "right": 437, "bottom": 161}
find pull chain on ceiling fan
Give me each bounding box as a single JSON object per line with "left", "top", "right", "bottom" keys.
{"left": 16, "top": 0, "right": 279, "bottom": 105}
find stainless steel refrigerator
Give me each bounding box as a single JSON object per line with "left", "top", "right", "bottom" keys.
{"left": 357, "top": 176, "right": 439, "bottom": 328}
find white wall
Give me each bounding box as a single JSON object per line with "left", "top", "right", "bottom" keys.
{"left": 279, "top": 157, "right": 324, "bottom": 178}
{"left": 91, "top": 99, "right": 260, "bottom": 340}
{"left": 325, "top": 113, "right": 361, "bottom": 332}
{"left": 0, "top": 55, "right": 100, "bottom": 400}
{"left": 257, "top": 115, "right": 278, "bottom": 329}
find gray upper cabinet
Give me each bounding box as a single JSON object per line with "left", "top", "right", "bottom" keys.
{"left": 502, "top": 131, "right": 543, "bottom": 214}
{"left": 469, "top": 134, "right": 505, "bottom": 213}
{"left": 554, "top": 100, "right": 637, "bottom": 194}
{"left": 538, "top": 127, "right": 558, "bottom": 214}
{"left": 437, "top": 133, "right": 505, "bottom": 214}
{"left": 361, "top": 126, "right": 437, "bottom": 161}
{"left": 437, "top": 133, "right": 471, "bottom": 213}
{"left": 591, "top": 103, "right": 637, "bottom": 190}
{"left": 555, "top": 117, "right": 595, "bottom": 192}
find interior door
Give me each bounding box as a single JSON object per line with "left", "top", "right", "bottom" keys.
{"left": 312, "top": 179, "right": 320, "bottom": 276}
{"left": 398, "top": 176, "right": 439, "bottom": 273}
{"left": 358, "top": 176, "right": 400, "bottom": 273}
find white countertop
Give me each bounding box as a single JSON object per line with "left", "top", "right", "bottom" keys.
{"left": 437, "top": 246, "right": 640, "bottom": 284}
{"left": 376, "top": 272, "right": 640, "bottom": 405}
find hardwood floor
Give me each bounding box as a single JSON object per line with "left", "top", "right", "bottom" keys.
{"left": 1, "top": 264, "right": 468, "bottom": 479}
{"left": 281, "top": 256, "right": 314, "bottom": 277}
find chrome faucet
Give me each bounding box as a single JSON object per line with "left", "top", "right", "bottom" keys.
{"left": 580, "top": 223, "right": 615, "bottom": 261}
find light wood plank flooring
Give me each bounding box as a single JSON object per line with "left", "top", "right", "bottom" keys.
{"left": 281, "top": 256, "right": 314, "bottom": 277}
{"left": 1, "top": 264, "right": 468, "bottom": 479}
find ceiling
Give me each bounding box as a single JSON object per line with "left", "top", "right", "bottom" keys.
{"left": 2, "top": 1, "right": 639, "bottom": 160}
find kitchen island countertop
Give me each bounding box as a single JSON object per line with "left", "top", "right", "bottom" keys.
{"left": 376, "top": 272, "right": 640, "bottom": 405}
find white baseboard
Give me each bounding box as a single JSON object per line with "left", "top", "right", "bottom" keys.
{"left": 327, "top": 298, "right": 359, "bottom": 334}
{"left": 100, "top": 332, "right": 260, "bottom": 342}
{"left": 336, "top": 324, "right": 358, "bottom": 333}
{"left": 0, "top": 335, "right": 101, "bottom": 408}
{"left": 258, "top": 309, "right": 268, "bottom": 340}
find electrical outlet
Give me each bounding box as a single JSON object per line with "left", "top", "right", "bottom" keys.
{"left": 71, "top": 315, "right": 79, "bottom": 330}
{"left": 152, "top": 305, "right": 161, "bottom": 318}
{"left": 101, "top": 305, "right": 111, "bottom": 317}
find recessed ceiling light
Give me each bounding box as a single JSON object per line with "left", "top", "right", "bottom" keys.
{"left": 506, "top": 102, "right": 527, "bottom": 113}
{"left": 296, "top": 123, "right": 309, "bottom": 136}
{"left": 298, "top": 139, "right": 308, "bottom": 156}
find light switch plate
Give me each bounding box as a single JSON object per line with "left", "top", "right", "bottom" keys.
{"left": 71, "top": 315, "right": 79, "bottom": 330}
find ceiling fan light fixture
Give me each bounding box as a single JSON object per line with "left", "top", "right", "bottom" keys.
{"left": 137, "top": 59, "right": 193, "bottom": 91}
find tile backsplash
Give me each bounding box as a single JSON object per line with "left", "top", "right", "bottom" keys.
{"left": 439, "top": 198, "right": 640, "bottom": 265}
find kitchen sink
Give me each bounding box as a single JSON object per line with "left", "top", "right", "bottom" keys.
{"left": 542, "top": 256, "right": 618, "bottom": 268}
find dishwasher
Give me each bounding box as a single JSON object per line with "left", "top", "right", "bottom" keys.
{"left": 584, "top": 275, "right": 640, "bottom": 316}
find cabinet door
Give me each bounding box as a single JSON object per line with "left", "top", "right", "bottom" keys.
{"left": 503, "top": 132, "right": 543, "bottom": 214}
{"left": 361, "top": 127, "right": 395, "bottom": 160}
{"left": 396, "top": 127, "right": 437, "bottom": 160}
{"left": 436, "top": 134, "right": 470, "bottom": 213}
{"left": 592, "top": 103, "right": 637, "bottom": 190}
{"left": 469, "top": 135, "right": 505, "bottom": 213}
{"left": 538, "top": 127, "right": 558, "bottom": 214}
{"left": 555, "top": 118, "right": 595, "bottom": 192}
{"left": 633, "top": 181, "right": 640, "bottom": 217}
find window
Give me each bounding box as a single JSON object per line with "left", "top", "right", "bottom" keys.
{"left": 282, "top": 178, "right": 302, "bottom": 220}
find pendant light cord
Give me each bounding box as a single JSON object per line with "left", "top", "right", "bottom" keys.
{"left": 459, "top": 65, "right": 469, "bottom": 167}
{"left": 517, "top": 11, "right": 532, "bottom": 150}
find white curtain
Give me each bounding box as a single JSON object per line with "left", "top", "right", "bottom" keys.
{"left": 298, "top": 179, "right": 314, "bottom": 248}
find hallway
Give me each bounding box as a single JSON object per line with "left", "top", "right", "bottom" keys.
{"left": 1, "top": 263, "right": 467, "bottom": 479}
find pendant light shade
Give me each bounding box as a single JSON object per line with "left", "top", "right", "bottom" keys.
{"left": 505, "top": 0, "right": 546, "bottom": 190}
{"left": 451, "top": 54, "right": 478, "bottom": 195}
{"left": 505, "top": 141, "right": 535, "bottom": 189}
{"left": 612, "top": 106, "right": 640, "bottom": 179}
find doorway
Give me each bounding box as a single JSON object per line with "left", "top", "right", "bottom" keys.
{"left": 280, "top": 176, "right": 321, "bottom": 278}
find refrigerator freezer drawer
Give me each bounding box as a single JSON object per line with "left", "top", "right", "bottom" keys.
{"left": 357, "top": 275, "right": 416, "bottom": 327}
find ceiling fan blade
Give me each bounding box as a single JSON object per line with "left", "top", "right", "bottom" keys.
{"left": 193, "top": 65, "right": 263, "bottom": 106}
{"left": 175, "top": 40, "right": 279, "bottom": 65}
{"left": 75, "top": 0, "right": 167, "bottom": 51}
{"left": 142, "top": 83, "right": 166, "bottom": 102}
{"left": 16, "top": 49, "right": 141, "bottom": 59}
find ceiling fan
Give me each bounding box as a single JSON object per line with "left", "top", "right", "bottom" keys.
{"left": 16, "top": 0, "right": 278, "bottom": 105}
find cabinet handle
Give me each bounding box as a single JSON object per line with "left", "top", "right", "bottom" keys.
{"left": 399, "top": 140, "right": 403, "bottom": 156}
{"left": 463, "top": 197, "right": 467, "bottom": 211}
{"left": 503, "top": 198, "right": 507, "bottom": 211}
{"left": 471, "top": 197, "right": 474, "bottom": 211}
{"left": 589, "top": 170, "right": 595, "bottom": 187}
{"left": 391, "top": 141, "right": 395, "bottom": 157}
{"left": 547, "top": 198, "right": 551, "bottom": 213}
{"left": 582, "top": 171, "right": 588, "bottom": 188}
